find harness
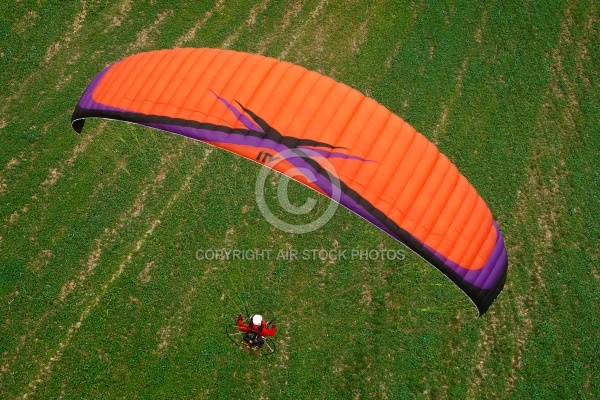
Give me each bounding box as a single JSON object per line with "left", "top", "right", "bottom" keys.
{"left": 245, "top": 316, "right": 264, "bottom": 344}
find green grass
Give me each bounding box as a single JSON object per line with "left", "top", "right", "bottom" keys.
{"left": 0, "top": 1, "right": 598, "bottom": 399}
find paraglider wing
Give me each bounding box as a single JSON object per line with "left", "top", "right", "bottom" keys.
{"left": 72, "top": 48, "right": 507, "bottom": 314}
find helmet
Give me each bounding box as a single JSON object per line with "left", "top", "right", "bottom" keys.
{"left": 252, "top": 315, "right": 263, "bottom": 325}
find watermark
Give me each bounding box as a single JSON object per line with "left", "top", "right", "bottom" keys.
{"left": 195, "top": 248, "right": 406, "bottom": 262}
{"left": 254, "top": 148, "right": 341, "bottom": 234}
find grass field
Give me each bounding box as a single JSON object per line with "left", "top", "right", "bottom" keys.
{"left": 0, "top": 1, "right": 598, "bottom": 398}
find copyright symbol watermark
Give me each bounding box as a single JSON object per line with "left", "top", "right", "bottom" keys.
{"left": 255, "top": 148, "right": 341, "bottom": 234}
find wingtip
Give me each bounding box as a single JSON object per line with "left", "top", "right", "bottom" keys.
{"left": 71, "top": 118, "right": 85, "bottom": 133}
